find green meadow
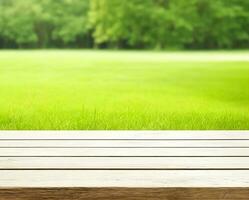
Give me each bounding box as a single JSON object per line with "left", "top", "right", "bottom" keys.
{"left": 0, "top": 51, "right": 248, "bottom": 130}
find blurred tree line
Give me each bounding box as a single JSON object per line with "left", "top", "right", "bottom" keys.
{"left": 0, "top": 0, "right": 248, "bottom": 49}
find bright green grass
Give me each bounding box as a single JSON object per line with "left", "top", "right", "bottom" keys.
{"left": 0, "top": 50, "right": 248, "bottom": 130}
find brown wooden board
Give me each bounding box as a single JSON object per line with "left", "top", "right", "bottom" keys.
{"left": 0, "top": 188, "right": 249, "bottom": 200}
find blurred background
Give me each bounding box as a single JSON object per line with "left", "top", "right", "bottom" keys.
{"left": 0, "top": 0, "right": 248, "bottom": 50}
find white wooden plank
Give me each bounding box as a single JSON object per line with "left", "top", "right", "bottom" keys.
{"left": 1, "top": 157, "right": 249, "bottom": 169}
{"left": 0, "top": 131, "right": 249, "bottom": 139}
{"left": 1, "top": 148, "right": 249, "bottom": 156}
{"left": 1, "top": 170, "right": 249, "bottom": 187}
{"left": 0, "top": 140, "right": 248, "bottom": 147}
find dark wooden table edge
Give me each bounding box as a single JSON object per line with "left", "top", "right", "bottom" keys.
{"left": 1, "top": 187, "right": 249, "bottom": 200}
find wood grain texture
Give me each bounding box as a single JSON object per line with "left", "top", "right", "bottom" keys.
{"left": 2, "top": 147, "right": 249, "bottom": 156}
{"left": 1, "top": 157, "right": 249, "bottom": 169}
{"left": 1, "top": 131, "right": 249, "bottom": 140}
{"left": 0, "top": 188, "right": 249, "bottom": 200}
{"left": 1, "top": 140, "right": 249, "bottom": 147}
{"left": 1, "top": 131, "right": 249, "bottom": 191}
{"left": 1, "top": 170, "right": 249, "bottom": 187}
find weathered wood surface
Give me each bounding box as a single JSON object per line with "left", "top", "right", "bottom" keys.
{"left": 1, "top": 140, "right": 249, "bottom": 147}
{"left": 1, "top": 188, "right": 249, "bottom": 200}
{"left": 1, "top": 170, "right": 249, "bottom": 187}
{"left": 1, "top": 147, "right": 249, "bottom": 156}
{"left": 0, "top": 131, "right": 248, "bottom": 139}
{"left": 1, "top": 157, "right": 249, "bottom": 169}
{"left": 0, "top": 131, "right": 249, "bottom": 199}
{"left": 1, "top": 131, "right": 249, "bottom": 170}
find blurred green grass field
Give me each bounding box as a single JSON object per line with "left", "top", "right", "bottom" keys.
{"left": 0, "top": 51, "right": 248, "bottom": 130}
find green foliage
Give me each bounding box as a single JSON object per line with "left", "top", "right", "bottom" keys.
{"left": 89, "top": 0, "right": 195, "bottom": 48}
{"left": 40, "top": 0, "right": 89, "bottom": 44}
{"left": 0, "top": 0, "right": 248, "bottom": 49}
{"left": 192, "top": 0, "right": 249, "bottom": 48}
{"left": 89, "top": 0, "right": 249, "bottom": 49}
{"left": 0, "top": 0, "right": 38, "bottom": 47}
{"left": 0, "top": 0, "right": 90, "bottom": 48}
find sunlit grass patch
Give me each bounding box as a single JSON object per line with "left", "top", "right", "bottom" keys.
{"left": 0, "top": 50, "right": 248, "bottom": 130}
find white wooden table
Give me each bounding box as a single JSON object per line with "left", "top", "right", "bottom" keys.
{"left": 0, "top": 131, "right": 249, "bottom": 199}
